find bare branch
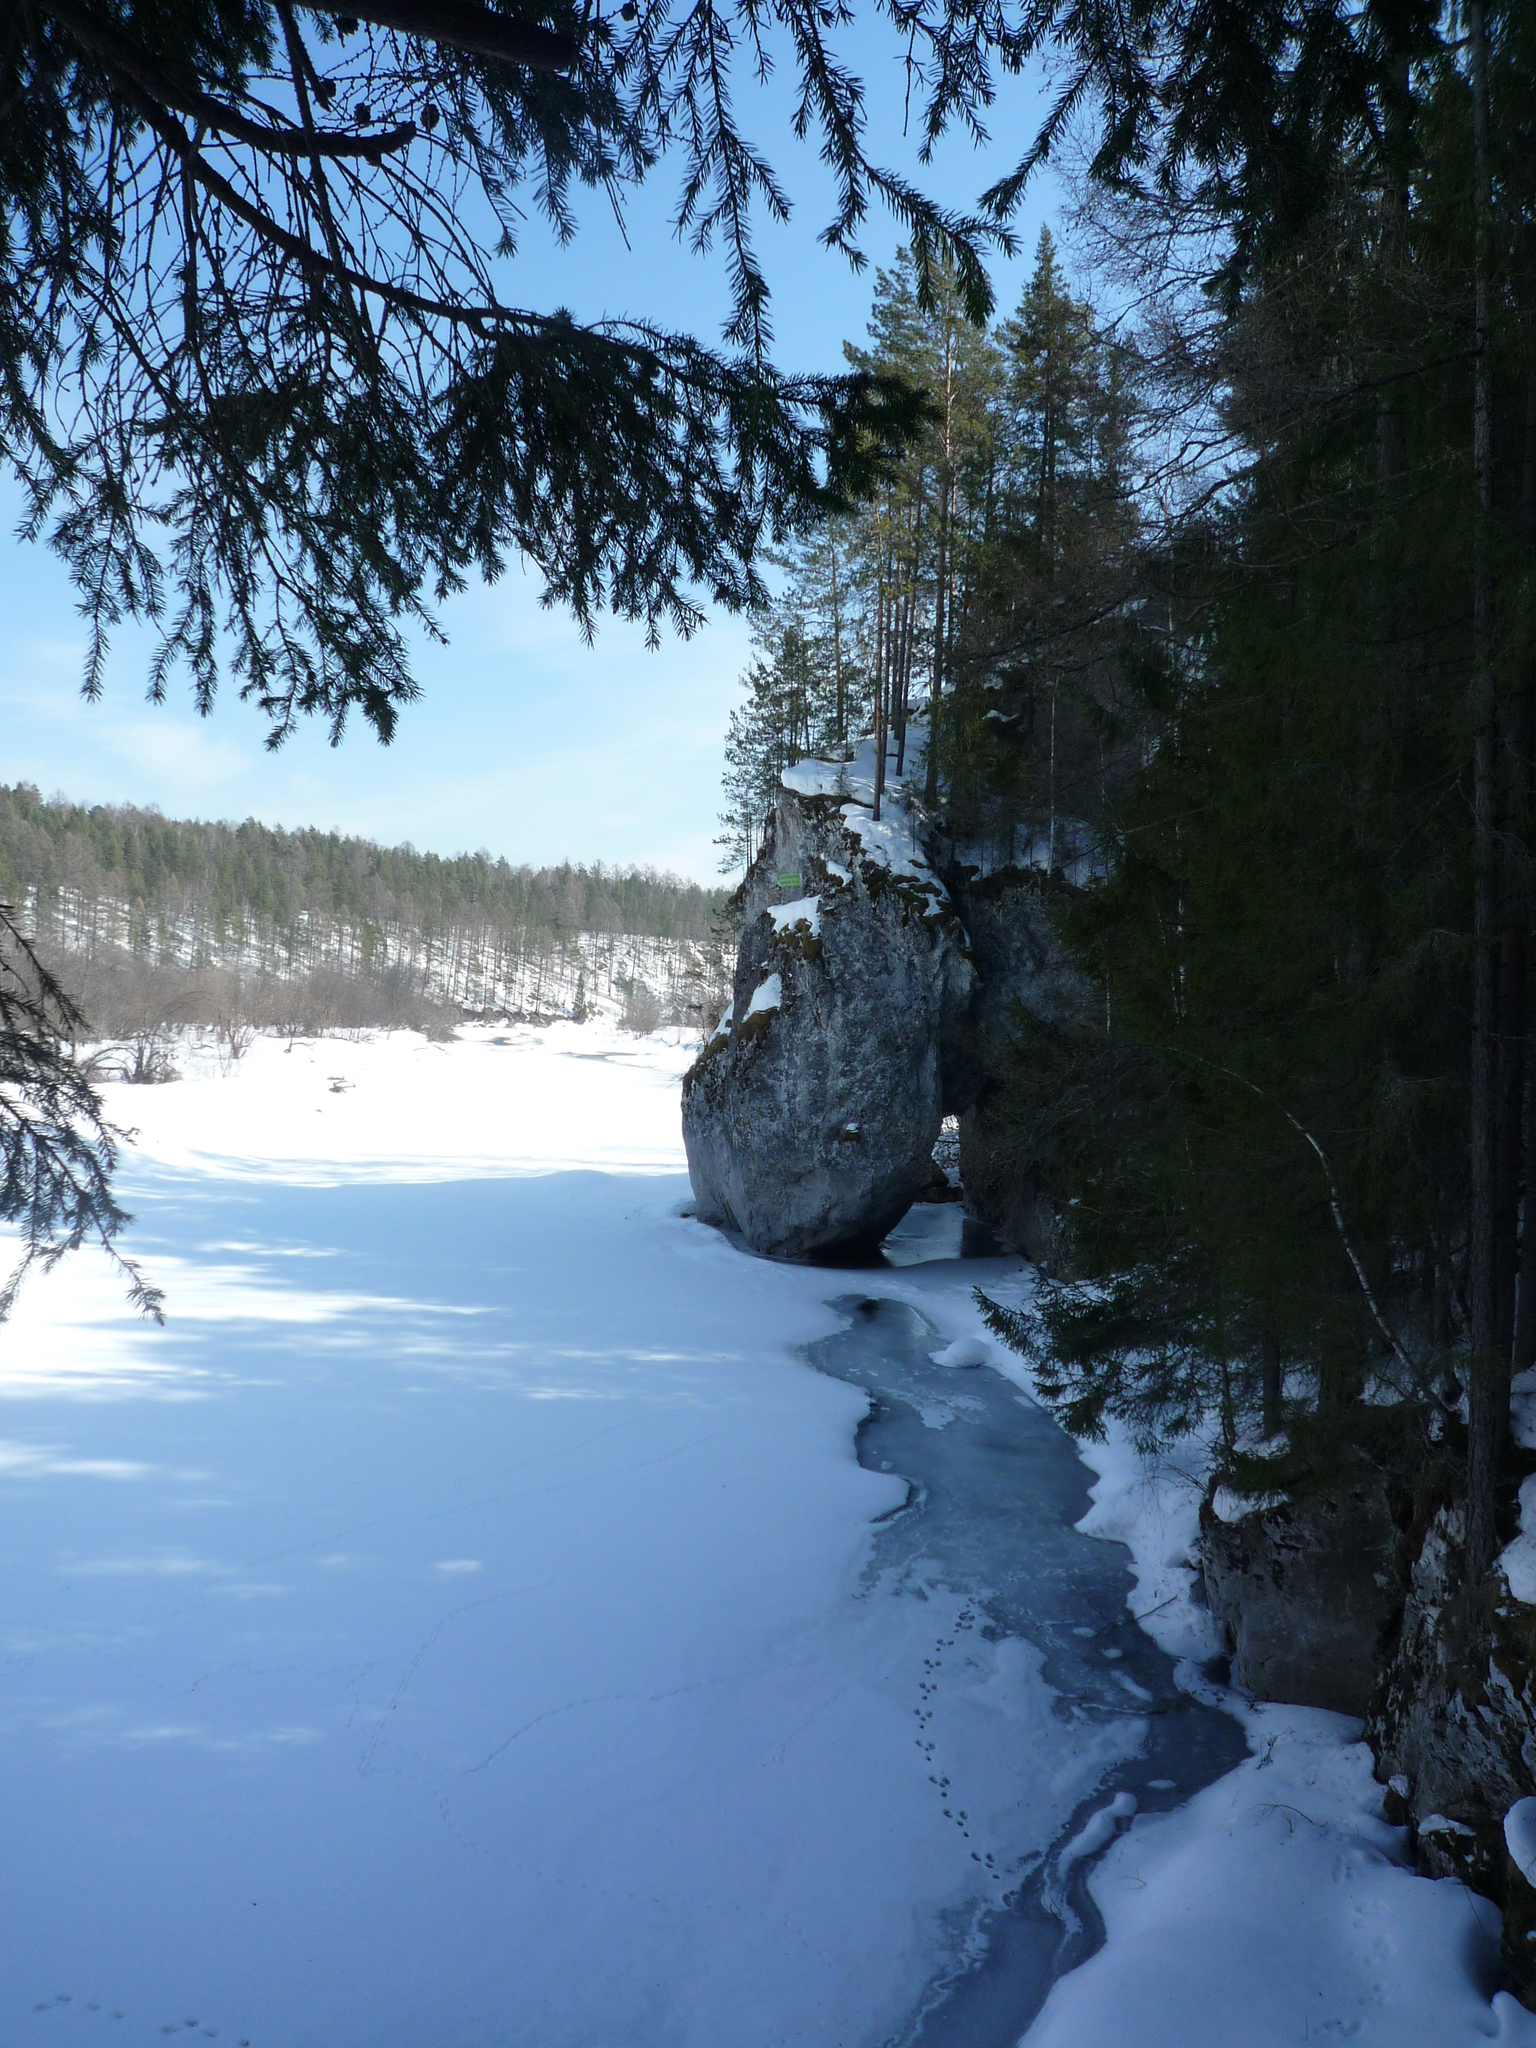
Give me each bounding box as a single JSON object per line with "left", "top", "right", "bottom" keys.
{"left": 40, "top": 0, "right": 418, "bottom": 159}
{"left": 302, "top": 0, "right": 578, "bottom": 71}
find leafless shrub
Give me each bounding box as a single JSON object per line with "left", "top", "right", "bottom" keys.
{"left": 34, "top": 937, "right": 457, "bottom": 1052}
{"left": 118, "top": 1034, "right": 181, "bottom": 1085}
{"left": 618, "top": 978, "right": 664, "bottom": 1035}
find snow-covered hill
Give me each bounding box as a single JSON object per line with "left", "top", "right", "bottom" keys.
{"left": 23, "top": 879, "right": 729, "bottom": 1024}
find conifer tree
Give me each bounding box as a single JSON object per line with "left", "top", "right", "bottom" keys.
{"left": 973, "top": 8, "right": 1536, "bottom": 1586}
{"left": 939, "top": 228, "right": 1144, "bottom": 868}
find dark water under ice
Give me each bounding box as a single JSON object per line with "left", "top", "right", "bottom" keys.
{"left": 808, "top": 1219, "right": 1247, "bottom": 2046}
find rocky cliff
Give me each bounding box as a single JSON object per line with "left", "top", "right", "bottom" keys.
{"left": 689, "top": 737, "right": 1536, "bottom": 2006}
{"left": 681, "top": 744, "right": 973, "bottom": 1259}
{"left": 1199, "top": 1419, "right": 1536, "bottom": 2004}
{"left": 682, "top": 730, "right": 1098, "bottom": 1260}
{"left": 1199, "top": 1459, "right": 1409, "bottom": 1717}
{"left": 941, "top": 864, "right": 1089, "bottom": 1268}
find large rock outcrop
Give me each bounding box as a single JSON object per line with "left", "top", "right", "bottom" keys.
{"left": 942, "top": 865, "right": 1093, "bottom": 1267}
{"left": 1198, "top": 1424, "right": 1536, "bottom": 1929}
{"left": 681, "top": 761, "right": 973, "bottom": 1259}
{"left": 1367, "top": 1496, "right": 1536, "bottom": 1899}
{"left": 1199, "top": 1461, "right": 1409, "bottom": 1716}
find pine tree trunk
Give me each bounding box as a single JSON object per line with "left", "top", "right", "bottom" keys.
{"left": 1375, "top": 47, "right": 1410, "bottom": 498}
{"left": 928, "top": 471, "right": 949, "bottom": 806}
{"left": 829, "top": 529, "right": 845, "bottom": 749}
{"left": 873, "top": 540, "right": 888, "bottom": 821}
{"left": 926, "top": 343, "right": 955, "bottom": 813}
{"left": 1261, "top": 1329, "right": 1283, "bottom": 1440}
{"left": 1498, "top": 746, "right": 1528, "bottom": 1363}
{"left": 1513, "top": 368, "right": 1536, "bottom": 1377}
{"left": 1467, "top": 0, "right": 1503, "bottom": 1579}
{"left": 1318, "top": 1317, "right": 1363, "bottom": 1414}
{"left": 896, "top": 517, "right": 919, "bottom": 780}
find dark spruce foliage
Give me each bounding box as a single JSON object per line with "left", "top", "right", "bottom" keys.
{"left": 964, "top": 6, "right": 1536, "bottom": 1574}
{"left": 0, "top": 0, "right": 1043, "bottom": 744}
{"left": 0, "top": 906, "right": 163, "bottom": 1321}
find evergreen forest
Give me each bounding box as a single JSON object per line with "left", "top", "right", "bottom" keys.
{"left": 719, "top": 5, "right": 1536, "bottom": 1580}
{"left": 1, "top": 783, "right": 730, "bottom": 1049}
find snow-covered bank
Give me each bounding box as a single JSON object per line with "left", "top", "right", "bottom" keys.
{"left": 888, "top": 1260, "right": 1536, "bottom": 2047}
{"left": 0, "top": 1026, "right": 1527, "bottom": 2046}
{"left": 0, "top": 1025, "right": 1112, "bottom": 2047}
{"left": 1024, "top": 1699, "right": 1536, "bottom": 2047}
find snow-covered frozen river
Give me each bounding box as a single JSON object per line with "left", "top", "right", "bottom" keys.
{"left": 807, "top": 1289, "right": 1245, "bottom": 2042}
{"left": 1, "top": 1024, "right": 1528, "bottom": 2048}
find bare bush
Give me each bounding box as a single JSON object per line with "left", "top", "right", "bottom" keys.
{"left": 618, "top": 978, "right": 664, "bottom": 1035}
{"left": 118, "top": 1034, "right": 181, "bottom": 1085}
{"left": 35, "top": 937, "right": 457, "bottom": 1056}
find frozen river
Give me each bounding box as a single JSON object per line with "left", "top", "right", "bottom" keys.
{"left": 808, "top": 1288, "right": 1244, "bottom": 2043}
{"left": 0, "top": 1025, "right": 1265, "bottom": 2045}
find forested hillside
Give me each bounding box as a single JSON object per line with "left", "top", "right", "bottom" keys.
{"left": 0, "top": 784, "right": 731, "bottom": 1044}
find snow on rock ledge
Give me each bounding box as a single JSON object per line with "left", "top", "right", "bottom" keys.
{"left": 1500, "top": 1475, "right": 1536, "bottom": 1605}
{"left": 683, "top": 728, "right": 973, "bottom": 1259}
{"left": 1507, "top": 1799, "right": 1536, "bottom": 1886}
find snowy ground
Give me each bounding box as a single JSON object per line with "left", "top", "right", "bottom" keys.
{"left": 951, "top": 1267, "right": 1536, "bottom": 2048}
{"left": 0, "top": 1021, "right": 1529, "bottom": 2046}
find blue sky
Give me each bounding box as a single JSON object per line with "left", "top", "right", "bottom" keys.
{"left": 0, "top": 31, "right": 1061, "bottom": 883}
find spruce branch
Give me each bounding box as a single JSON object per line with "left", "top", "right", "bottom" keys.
{"left": 0, "top": 907, "right": 163, "bottom": 1325}
{"left": 1159, "top": 1046, "right": 1423, "bottom": 1383}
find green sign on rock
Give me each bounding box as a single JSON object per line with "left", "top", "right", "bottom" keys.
{"left": 777, "top": 871, "right": 802, "bottom": 889}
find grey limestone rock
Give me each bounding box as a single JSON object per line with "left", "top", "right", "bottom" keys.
{"left": 681, "top": 779, "right": 973, "bottom": 1260}
{"left": 943, "top": 866, "right": 1093, "bottom": 1266}
{"left": 1199, "top": 1465, "right": 1405, "bottom": 1717}
{"left": 1367, "top": 1500, "right": 1536, "bottom": 1901}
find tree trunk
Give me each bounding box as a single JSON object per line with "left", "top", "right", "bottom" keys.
{"left": 1513, "top": 368, "right": 1536, "bottom": 1378}
{"left": 829, "top": 527, "right": 845, "bottom": 749}
{"left": 1466, "top": 0, "right": 1503, "bottom": 1579}
{"left": 1048, "top": 681, "right": 1058, "bottom": 871}
{"left": 1261, "top": 1328, "right": 1283, "bottom": 1441}
{"left": 1317, "top": 1317, "right": 1363, "bottom": 1414}
{"left": 928, "top": 470, "right": 949, "bottom": 804}
{"left": 896, "top": 514, "right": 919, "bottom": 780}
{"left": 873, "top": 538, "right": 888, "bottom": 821}
{"left": 925, "top": 340, "right": 955, "bottom": 813}
{"left": 1374, "top": 47, "right": 1411, "bottom": 498}
{"left": 1498, "top": 715, "right": 1529, "bottom": 1363}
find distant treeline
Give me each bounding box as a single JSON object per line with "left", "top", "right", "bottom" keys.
{"left": 0, "top": 785, "right": 732, "bottom": 1044}
{"left": 0, "top": 785, "right": 723, "bottom": 947}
